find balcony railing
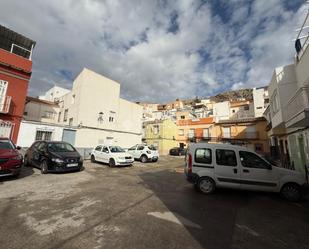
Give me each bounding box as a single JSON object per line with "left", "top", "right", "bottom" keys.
{"left": 0, "top": 96, "right": 12, "bottom": 114}
{"left": 285, "top": 87, "right": 309, "bottom": 124}
{"left": 221, "top": 131, "right": 259, "bottom": 140}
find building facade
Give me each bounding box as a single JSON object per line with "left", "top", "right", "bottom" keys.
{"left": 266, "top": 11, "right": 309, "bottom": 174}
{"left": 0, "top": 25, "right": 35, "bottom": 143}
{"left": 56, "top": 68, "right": 143, "bottom": 148}
{"left": 143, "top": 119, "right": 178, "bottom": 155}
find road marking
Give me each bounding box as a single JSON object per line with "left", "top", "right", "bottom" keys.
{"left": 236, "top": 224, "right": 260, "bottom": 237}
{"left": 147, "top": 211, "right": 202, "bottom": 229}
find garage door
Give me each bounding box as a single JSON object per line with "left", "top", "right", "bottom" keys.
{"left": 62, "top": 129, "right": 76, "bottom": 146}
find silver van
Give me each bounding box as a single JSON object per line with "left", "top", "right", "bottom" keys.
{"left": 185, "top": 143, "right": 307, "bottom": 201}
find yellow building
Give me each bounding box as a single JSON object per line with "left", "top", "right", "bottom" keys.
{"left": 143, "top": 119, "right": 178, "bottom": 155}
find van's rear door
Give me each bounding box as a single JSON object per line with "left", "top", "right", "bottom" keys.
{"left": 214, "top": 148, "right": 241, "bottom": 189}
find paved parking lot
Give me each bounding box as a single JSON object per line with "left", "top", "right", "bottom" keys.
{"left": 1, "top": 156, "right": 309, "bottom": 249}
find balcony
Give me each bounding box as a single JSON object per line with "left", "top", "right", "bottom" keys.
{"left": 0, "top": 96, "right": 11, "bottom": 114}
{"left": 285, "top": 87, "right": 309, "bottom": 128}
{"left": 221, "top": 131, "right": 259, "bottom": 140}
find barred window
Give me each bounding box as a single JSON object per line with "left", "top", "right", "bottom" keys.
{"left": 35, "top": 130, "right": 52, "bottom": 141}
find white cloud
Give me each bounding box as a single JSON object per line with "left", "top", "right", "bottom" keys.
{"left": 0, "top": 0, "right": 306, "bottom": 102}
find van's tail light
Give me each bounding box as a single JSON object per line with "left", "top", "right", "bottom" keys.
{"left": 187, "top": 153, "right": 192, "bottom": 173}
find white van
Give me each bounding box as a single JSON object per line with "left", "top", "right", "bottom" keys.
{"left": 185, "top": 143, "right": 307, "bottom": 201}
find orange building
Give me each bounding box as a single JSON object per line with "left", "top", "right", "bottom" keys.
{"left": 176, "top": 117, "right": 214, "bottom": 148}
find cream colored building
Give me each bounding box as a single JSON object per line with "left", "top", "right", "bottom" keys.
{"left": 39, "top": 86, "right": 70, "bottom": 102}
{"left": 56, "top": 68, "right": 143, "bottom": 148}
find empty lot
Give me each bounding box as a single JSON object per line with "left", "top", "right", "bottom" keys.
{"left": 1, "top": 156, "right": 309, "bottom": 249}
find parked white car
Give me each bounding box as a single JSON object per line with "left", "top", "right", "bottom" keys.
{"left": 127, "top": 144, "right": 159, "bottom": 163}
{"left": 90, "top": 145, "right": 134, "bottom": 167}
{"left": 185, "top": 143, "right": 307, "bottom": 201}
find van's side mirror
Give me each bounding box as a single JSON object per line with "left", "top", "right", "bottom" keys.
{"left": 16, "top": 146, "right": 21, "bottom": 150}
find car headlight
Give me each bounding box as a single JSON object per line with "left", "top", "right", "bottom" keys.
{"left": 51, "top": 158, "right": 64, "bottom": 163}
{"left": 146, "top": 150, "right": 151, "bottom": 154}
{"left": 11, "top": 155, "right": 23, "bottom": 160}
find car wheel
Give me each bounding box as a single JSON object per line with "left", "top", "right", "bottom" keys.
{"left": 41, "top": 160, "right": 48, "bottom": 174}
{"left": 91, "top": 155, "right": 96, "bottom": 163}
{"left": 109, "top": 158, "right": 116, "bottom": 167}
{"left": 197, "top": 177, "right": 215, "bottom": 194}
{"left": 280, "top": 183, "right": 301, "bottom": 202}
{"left": 140, "top": 155, "right": 148, "bottom": 163}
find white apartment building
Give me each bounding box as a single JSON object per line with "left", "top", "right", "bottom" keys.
{"left": 55, "top": 68, "right": 143, "bottom": 148}
{"left": 17, "top": 68, "right": 143, "bottom": 149}
{"left": 253, "top": 87, "right": 269, "bottom": 117}
{"left": 39, "top": 86, "right": 70, "bottom": 102}
{"left": 266, "top": 10, "right": 309, "bottom": 174}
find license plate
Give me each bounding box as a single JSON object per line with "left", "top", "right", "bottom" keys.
{"left": 67, "top": 163, "right": 78, "bottom": 167}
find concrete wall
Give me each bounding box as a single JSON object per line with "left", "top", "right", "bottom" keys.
{"left": 295, "top": 46, "right": 309, "bottom": 88}
{"left": 39, "top": 86, "right": 70, "bottom": 101}
{"left": 74, "top": 128, "right": 141, "bottom": 149}
{"left": 253, "top": 87, "right": 267, "bottom": 117}
{"left": 17, "top": 121, "right": 64, "bottom": 147}
{"left": 213, "top": 101, "right": 229, "bottom": 122}
{"left": 24, "top": 101, "right": 59, "bottom": 123}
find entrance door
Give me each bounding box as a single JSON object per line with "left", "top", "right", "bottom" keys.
{"left": 62, "top": 129, "right": 76, "bottom": 145}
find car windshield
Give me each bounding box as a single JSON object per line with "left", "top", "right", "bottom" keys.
{"left": 48, "top": 143, "right": 76, "bottom": 152}
{"left": 0, "top": 140, "right": 15, "bottom": 150}
{"left": 148, "top": 145, "right": 157, "bottom": 151}
{"left": 109, "top": 146, "right": 125, "bottom": 153}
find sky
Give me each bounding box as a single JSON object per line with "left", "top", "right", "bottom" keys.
{"left": 0, "top": 0, "right": 307, "bottom": 103}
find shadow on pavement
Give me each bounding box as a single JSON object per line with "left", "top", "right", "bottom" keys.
{"left": 139, "top": 168, "right": 309, "bottom": 249}
{"left": 0, "top": 166, "right": 35, "bottom": 183}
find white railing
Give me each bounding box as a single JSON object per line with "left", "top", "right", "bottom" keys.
{"left": 286, "top": 87, "right": 309, "bottom": 123}
{"left": 0, "top": 96, "right": 12, "bottom": 114}
{"left": 295, "top": 9, "right": 309, "bottom": 61}
{"left": 10, "top": 43, "right": 34, "bottom": 60}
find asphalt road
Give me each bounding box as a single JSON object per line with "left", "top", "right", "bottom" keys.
{"left": 0, "top": 156, "right": 309, "bottom": 249}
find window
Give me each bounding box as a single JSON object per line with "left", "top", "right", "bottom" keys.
{"left": 109, "top": 116, "right": 114, "bottom": 122}
{"left": 188, "top": 129, "right": 195, "bottom": 138}
{"left": 0, "top": 80, "right": 8, "bottom": 110}
{"left": 181, "top": 115, "right": 185, "bottom": 119}
{"left": 203, "top": 128, "right": 210, "bottom": 138}
{"left": 128, "top": 145, "right": 137, "bottom": 151}
{"left": 24, "top": 111, "right": 28, "bottom": 116}
{"left": 69, "top": 118, "right": 73, "bottom": 126}
{"left": 109, "top": 111, "right": 116, "bottom": 122}
{"left": 35, "top": 130, "right": 52, "bottom": 141}
{"left": 153, "top": 125, "right": 159, "bottom": 135}
{"left": 216, "top": 149, "right": 237, "bottom": 166}
{"left": 71, "top": 94, "right": 75, "bottom": 104}
{"left": 37, "top": 142, "right": 47, "bottom": 152}
{"left": 58, "top": 112, "right": 61, "bottom": 122}
{"left": 255, "top": 143, "right": 263, "bottom": 152}
{"left": 42, "top": 111, "right": 54, "bottom": 119}
{"left": 222, "top": 127, "right": 231, "bottom": 138}
{"left": 239, "top": 151, "right": 270, "bottom": 169}
{"left": 178, "top": 129, "right": 184, "bottom": 136}
{"left": 137, "top": 145, "right": 144, "bottom": 150}
{"left": 256, "top": 106, "right": 263, "bottom": 109}
{"left": 95, "top": 146, "right": 102, "bottom": 151}
{"left": 244, "top": 105, "right": 249, "bottom": 111}
{"left": 195, "top": 148, "right": 212, "bottom": 164}
{"left": 63, "top": 109, "right": 68, "bottom": 122}
{"left": 232, "top": 109, "right": 235, "bottom": 113}
{"left": 102, "top": 146, "right": 109, "bottom": 153}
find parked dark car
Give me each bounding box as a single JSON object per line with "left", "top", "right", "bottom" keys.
{"left": 24, "top": 141, "right": 83, "bottom": 174}
{"left": 169, "top": 147, "right": 186, "bottom": 156}
{"left": 0, "top": 138, "right": 23, "bottom": 178}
